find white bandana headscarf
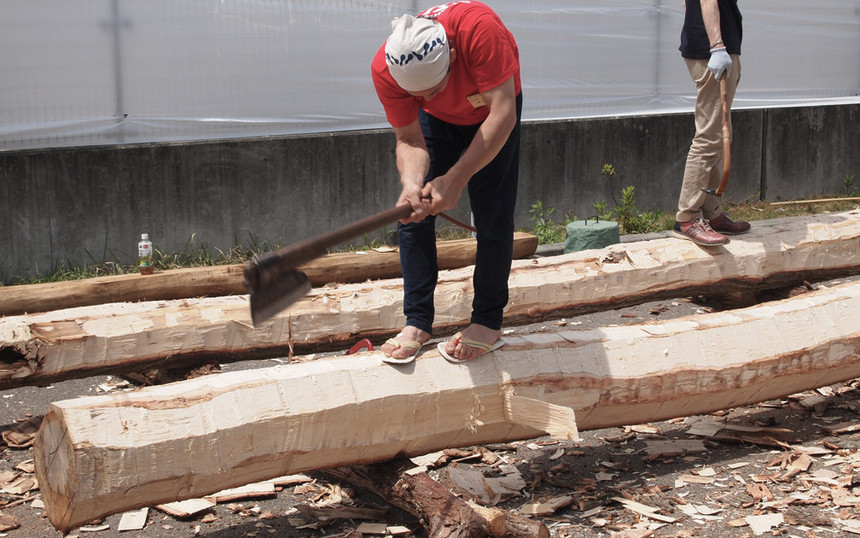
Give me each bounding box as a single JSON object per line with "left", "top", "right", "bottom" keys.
{"left": 384, "top": 15, "right": 450, "bottom": 92}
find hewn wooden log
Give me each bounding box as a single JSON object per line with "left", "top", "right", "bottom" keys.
{"left": 34, "top": 280, "right": 860, "bottom": 532}
{"left": 0, "top": 233, "right": 539, "bottom": 316}
{"left": 323, "top": 463, "right": 549, "bottom": 538}
{"left": 2, "top": 211, "right": 859, "bottom": 389}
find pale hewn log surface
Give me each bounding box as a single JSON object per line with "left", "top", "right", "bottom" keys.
{"left": 34, "top": 280, "right": 860, "bottom": 532}
{"left": 0, "top": 233, "right": 539, "bottom": 317}
{"left": 2, "top": 211, "right": 859, "bottom": 390}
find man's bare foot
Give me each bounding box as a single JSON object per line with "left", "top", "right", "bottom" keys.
{"left": 381, "top": 326, "right": 431, "bottom": 362}
{"left": 443, "top": 324, "right": 502, "bottom": 362}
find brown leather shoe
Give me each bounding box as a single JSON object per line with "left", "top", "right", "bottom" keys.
{"left": 708, "top": 213, "right": 751, "bottom": 235}
{"left": 673, "top": 218, "right": 729, "bottom": 246}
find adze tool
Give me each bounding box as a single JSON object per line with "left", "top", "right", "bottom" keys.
{"left": 701, "top": 75, "right": 731, "bottom": 196}
{"left": 244, "top": 204, "right": 412, "bottom": 326}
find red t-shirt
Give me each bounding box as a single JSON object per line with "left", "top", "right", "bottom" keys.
{"left": 371, "top": 1, "right": 521, "bottom": 128}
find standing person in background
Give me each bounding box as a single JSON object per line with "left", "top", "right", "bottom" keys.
{"left": 674, "top": 0, "right": 750, "bottom": 246}
{"left": 370, "top": 1, "right": 522, "bottom": 364}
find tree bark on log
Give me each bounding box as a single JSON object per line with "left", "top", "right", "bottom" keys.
{"left": 323, "top": 463, "right": 549, "bottom": 538}
{"left": 2, "top": 211, "right": 859, "bottom": 390}
{"left": 0, "top": 233, "right": 538, "bottom": 317}
{"left": 34, "top": 280, "right": 860, "bottom": 532}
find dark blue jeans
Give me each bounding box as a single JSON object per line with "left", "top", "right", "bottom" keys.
{"left": 399, "top": 93, "right": 522, "bottom": 335}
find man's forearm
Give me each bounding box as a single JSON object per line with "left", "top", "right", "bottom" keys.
{"left": 700, "top": 0, "right": 723, "bottom": 48}
{"left": 396, "top": 142, "right": 430, "bottom": 188}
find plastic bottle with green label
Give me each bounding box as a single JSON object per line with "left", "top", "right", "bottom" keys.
{"left": 138, "top": 233, "right": 154, "bottom": 275}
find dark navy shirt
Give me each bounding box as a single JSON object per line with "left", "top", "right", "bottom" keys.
{"left": 680, "top": 0, "right": 742, "bottom": 59}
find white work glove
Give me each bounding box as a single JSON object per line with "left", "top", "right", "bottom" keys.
{"left": 708, "top": 47, "right": 732, "bottom": 79}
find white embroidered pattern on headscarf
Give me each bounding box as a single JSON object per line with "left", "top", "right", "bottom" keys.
{"left": 384, "top": 15, "right": 450, "bottom": 92}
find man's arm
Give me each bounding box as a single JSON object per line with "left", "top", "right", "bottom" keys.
{"left": 392, "top": 121, "right": 431, "bottom": 222}
{"left": 701, "top": 0, "right": 732, "bottom": 78}
{"left": 422, "top": 76, "right": 517, "bottom": 215}
{"left": 700, "top": 0, "right": 722, "bottom": 47}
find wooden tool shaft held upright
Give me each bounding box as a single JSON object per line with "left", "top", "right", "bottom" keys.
{"left": 716, "top": 75, "right": 731, "bottom": 195}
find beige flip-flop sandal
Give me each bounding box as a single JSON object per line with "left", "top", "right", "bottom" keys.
{"left": 381, "top": 333, "right": 424, "bottom": 365}
{"left": 437, "top": 332, "right": 505, "bottom": 363}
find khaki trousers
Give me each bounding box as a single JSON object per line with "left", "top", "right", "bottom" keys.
{"left": 676, "top": 54, "right": 741, "bottom": 223}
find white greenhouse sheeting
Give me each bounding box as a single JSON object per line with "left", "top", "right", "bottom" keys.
{"left": 1, "top": 0, "right": 858, "bottom": 150}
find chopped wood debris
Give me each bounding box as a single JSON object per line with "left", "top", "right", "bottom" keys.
{"left": 676, "top": 503, "right": 722, "bottom": 519}
{"left": 0, "top": 512, "right": 20, "bottom": 531}
{"left": 447, "top": 464, "right": 499, "bottom": 505}
{"left": 627, "top": 423, "right": 661, "bottom": 435}
{"left": 745, "top": 482, "right": 774, "bottom": 502}
{"left": 0, "top": 416, "right": 42, "bottom": 448}
{"left": 684, "top": 416, "right": 797, "bottom": 445}
{"left": 409, "top": 450, "right": 447, "bottom": 472}
{"left": 156, "top": 498, "right": 216, "bottom": 517}
{"left": 1, "top": 476, "right": 36, "bottom": 495}
{"left": 611, "top": 497, "right": 676, "bottom": 523}
{"left": 840, "top": 519, "right": 860, "bottom": 535}
{"left": 13, "top": 460, "right": 34, "bottom": 474}
{"left": 354, "top": 522, "right": 390, "bottom": 535}
{"left": 270, "top": 474, "right": 314, "bottom": 487}
{"left": 744, "top": 512, "right": 784, "bottom": 535}
{"left": 0, "top": 470, "right": 21, "bottom": 492}
{"left": 117, "top": 508, "right": 148, "bottom": 531}
{"left": 675, "top": 474, "right": 714, "bottom": 486}
{"left": 204, "top": 482, "right": 277, "bottom": 503}
{"left": 295, "top": 504, "right": 387, "bottom": 522}
{"left": 96, "top": 377, "right": 132, "bottom": 393}
{"left": 78, "top": 523, "right": 111, "bottom": 532}
{"left": 485, "top": 465, "right": 526, "bottom": 498}
{"left": 519, "top": 494, "right": 576, "bottom": 516}
{"left": 549, "top": 447, "right": 566, "bottom": 460}
{"left": 824, "top": 421, "right": 860, "bottom": 434}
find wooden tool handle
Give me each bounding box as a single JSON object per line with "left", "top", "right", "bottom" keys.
{"left": 716, "top": 76, "right": 731, "bottom": 195}
{"left": 269, "top": 204, "right": 412, "bottom": 270}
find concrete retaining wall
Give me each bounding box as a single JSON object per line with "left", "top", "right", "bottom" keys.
{"left": 1, "top": 103, "right": 857, "bottom": 284}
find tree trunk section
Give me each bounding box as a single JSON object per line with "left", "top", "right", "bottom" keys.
{"left": 323, "top": 463, "right": 549, "bottom": 538}
{"left": 0, "top": 233, "right": 538, "bottom": 317}
{"left": 34, "top": 280, "right": 860, "bottom": 532}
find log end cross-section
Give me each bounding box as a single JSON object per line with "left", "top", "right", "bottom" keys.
{"left": 35, "top": 410, "right": 77, "bottom": 532}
